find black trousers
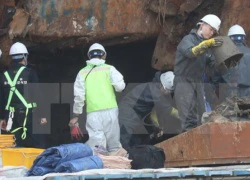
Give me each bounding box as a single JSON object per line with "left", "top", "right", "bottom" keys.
{"left": 5, "top": 108, "right": 46, "bottom": 148}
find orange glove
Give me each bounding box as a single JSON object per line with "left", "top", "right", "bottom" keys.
{"left": 0, "top": 120, "right": 7, "bottom": 130}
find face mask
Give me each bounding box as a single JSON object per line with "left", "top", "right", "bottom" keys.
{"left": 230, "top": 35, "right": 245, "bottom": 42}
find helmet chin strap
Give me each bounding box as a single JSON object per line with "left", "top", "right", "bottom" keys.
{"left": 23, "top": 54, "right": 28, "bottom": 66}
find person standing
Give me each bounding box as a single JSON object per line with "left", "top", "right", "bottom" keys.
{"left": 0, "top": 42, "right": 47, "bottom": 148}
{"left": 225, "top": 24, "right": 250, "bottom": 97}
{"left": 69, "top": 43, "right": 127, "bottom": 156}
{"left": 174, "top": 14, "right": 223, "bottom": 132}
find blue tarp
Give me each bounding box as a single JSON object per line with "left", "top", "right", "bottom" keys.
{"left": 29, "top": 166, "right": 53, "bottom": 176}
{"left": 55, "top": 156, "right": 103, "bottom": 173}
{"left": 27, "top": 143, "right": 95, "bottom": 176}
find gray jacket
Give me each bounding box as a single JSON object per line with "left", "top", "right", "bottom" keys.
{"left": 174, "top": 29, "right": 215, "bottom": 81}
{"left": 236, "top": 43, "right": 250, "bottom": 86}
{"left": 222, "top": 42, "right": 250, "bottom": 87}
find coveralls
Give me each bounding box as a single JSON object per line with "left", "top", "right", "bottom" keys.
{"left": 73, "top": 58, "right": 125, "bottom": 153}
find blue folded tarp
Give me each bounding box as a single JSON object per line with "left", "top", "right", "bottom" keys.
{"left": 28, "top": 143, "right": 93, "bottom": 176}
{"left": 30, "top": 166, "right": 53, "bottom": 176}
{"left": 55, "top": 156, "right": 103, "bottom": 173}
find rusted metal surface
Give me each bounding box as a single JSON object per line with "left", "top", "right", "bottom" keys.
{"left": 0, "top": 0, "right": 15, "bottom": 6}
{"left": 152, "top": 31, "right": 177, "bottom": 71}
{"left": 0, "top": 0, "right": 248, "bottom": 72}
{"left": 148, "top": 0, "right": 204, "bottom": 71}
{"left": 0, "top": 0, "right": 15, "bottom": 71}
{"left": 9, "top": 8, "right": 30, "bottom": 39}
{"left": 19, "top": 0, "right": 160, "bottom": 47}
{"left": 148, "top": 0, "right": 225, "bottom": 70}
{"left": 0, "top": 1, "right": 15, "bottom": 71}
{"left": 145, "top": 0, "right": 203, "bottom": 18}
{"left": 0, "top": 0, "right": 15, "bottom": 30}
{"left": 156, "top": 121, "right": 250, "bottom": 167}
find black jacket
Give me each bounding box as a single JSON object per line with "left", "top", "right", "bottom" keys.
{"left": 119, "top": 82, "right": 174, "bottom": 123}
{"left": 0, "top": 63, "right": 43, "bottom": 119}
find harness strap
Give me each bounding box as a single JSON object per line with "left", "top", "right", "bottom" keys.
{"left": 4, "top": 67, "right": 36, "bottom": 139}
{"left": 4, "top": 66, "right": 25, "bottom": 110}
{"left": 11, "top": 108, "right": 29, "bottom": 139}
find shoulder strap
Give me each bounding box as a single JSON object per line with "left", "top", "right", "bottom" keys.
{"left": 4, "top": 67, "right": 37, "bottom": 140}
{"left": 4, "top": 67, "right": 26, "bottom": 110}
{"left": 4, "top": 66, "right": 25, "bottom": 86}
{"left": 84, "top": 65, "right": 96, "bottom": 81}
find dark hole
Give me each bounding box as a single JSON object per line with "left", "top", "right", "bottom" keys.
{"left": 28, "top": 39, "right": 158, "bottom": 147}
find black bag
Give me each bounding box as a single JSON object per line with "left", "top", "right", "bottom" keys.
{"left": 128, "top": 145, "right": 165, "bottom": 169}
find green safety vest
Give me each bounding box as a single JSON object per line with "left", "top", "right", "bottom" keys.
{"left": 80, "top": 64, "right": 117, "bottom": 112}
{"left": 4, "top": 66, "right": 37, "bottom": 139}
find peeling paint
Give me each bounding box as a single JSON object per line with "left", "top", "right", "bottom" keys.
{"left": 63, "top": 9, "right": 73, "bottom": 16}
{"left": 86, "top": 0, "right": 95, "bottom": 30}
{"left": 73, "top": 20, "right": 77, "bottom": 29}
{"left": 40, "top": 0, "right": 84, "bottom": 23}
{"left": 101, "top": 0, "right": 107, "bottom": 30}
{"left": 85, "top": 16, "right": 98, "bottom": 31}
{"left": 73, "top": 20, "right": 83, "bottom": 33}
{"left": 41, "top": 0, "right": 58, "bottom": 23}
{"left": 41, "top": 0, "right": 58, "bottom": 24}
{"left": 237, "top": 122, "right": 243, "bottom": 132}
{"left": 27, "top": 0, "right": 159, "bottom": 46}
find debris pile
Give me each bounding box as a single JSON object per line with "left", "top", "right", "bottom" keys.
{"left": 202, "top": 96, "right": 250, "bottom": 124}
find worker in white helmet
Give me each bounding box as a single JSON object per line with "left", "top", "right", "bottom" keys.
{"left": 69, "top": 43, "right": 127, "bottom": 156}
{"left": 119, "top": 71, "right": 181, "bottom": 149}
{"left": 174, "top": 14, "right": 224, "bottom": 132}
{"left": 0, "top": 42, "right": 47, "bottom": 148}
{"left": 224, "top": 24, "right": 250, "bottom": 97}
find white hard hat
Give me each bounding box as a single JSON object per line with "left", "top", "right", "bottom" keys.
{"left": 88, "top": 43, "right": 106, "bottom": 58}
{"left": 200, "top": 14, "right": 221, "bottom": 32}
{"left": 0, "top": 49, "right": 2, "bottom": 58}
{"left": 9, "top": 42, "right": 28, "bottom": 55}
{"left": 228, "top": 24, "right": 246, "bottom": 36}
{"left": 160, "top": 71, "right": 175, "bottom": 91}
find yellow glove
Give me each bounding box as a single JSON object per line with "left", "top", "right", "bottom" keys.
{"left": 170, "top": 107, "right": 179, "bottom": 119}
{"left": 150, "top": 110, "right": 159, "bottom": 126}
{"left": 192, "top": 37, "right": 223, "bottom": 56}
